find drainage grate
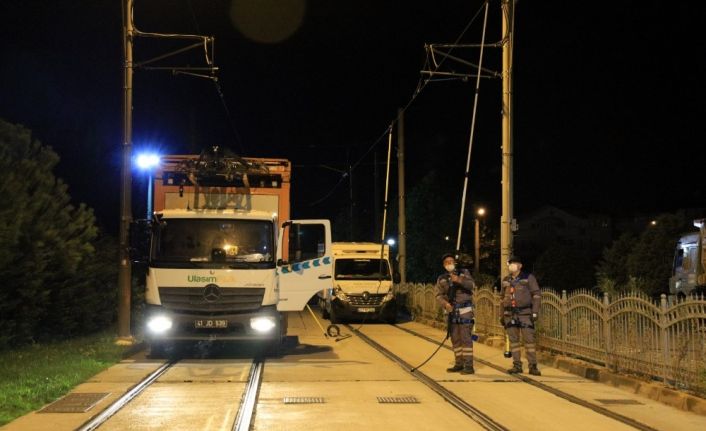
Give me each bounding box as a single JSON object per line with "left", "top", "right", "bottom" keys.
{"left": 377, "top": 396, "right": 420, "bottom": 404}
{"left": 283, "top": 397, "right": 325, "bottom": 404}
{"left": 595, "top": 399, "right": 644, "bottom": 405}
{"left": 39, "top": 393, "right": 110, "bottom": 413}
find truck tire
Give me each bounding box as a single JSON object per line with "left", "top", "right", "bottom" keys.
{"left": 329, "top": 305, "right": 339, "bottom": 324}
{"left": 320, "top": 298, "right": 330, "bottom": 319}
{"left": 148, "top": 342, "right": 172, "bottom": 359}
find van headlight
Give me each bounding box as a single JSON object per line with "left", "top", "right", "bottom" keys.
{"left": 334, "top": 287, "right": 348, "bottom": 301}
{"left": 250, "top": 316, "right": 277, "bottom": 333}
{"left": 147, "top": 315, "right": 173, "bottom": 334}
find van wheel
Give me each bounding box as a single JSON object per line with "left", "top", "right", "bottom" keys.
{"left": 385, "top": 312, "right": 397, "bottom": 324}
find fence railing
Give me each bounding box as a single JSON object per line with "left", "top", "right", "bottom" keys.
{"left": 394, "top": 283, "right": 706, "bottom": 396}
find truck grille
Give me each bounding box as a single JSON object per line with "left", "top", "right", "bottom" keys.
{"left": 348, "top": 294, "right": 385, "bottom": 306}
{"left": 158, "top": 287, "right": 265, "bottom": 315}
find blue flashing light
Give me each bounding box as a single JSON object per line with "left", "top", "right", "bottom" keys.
{"left": 135, "top": 153, "right": 160, "bottom": 170}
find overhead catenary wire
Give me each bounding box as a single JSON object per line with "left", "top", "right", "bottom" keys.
{"left": 184, "top": 0, "right": 247, "bottom": 154}
{"left": 348, "top": 125, "right": 395, "bottom": 333}
{"left": 455, "top": 0, "right": 490, "bottom": 253}
{"left": 410, "top": 1, "right": 491, "bottom": 372}
{"left": 306, "top": 0, "right": 490, "bottom": 207}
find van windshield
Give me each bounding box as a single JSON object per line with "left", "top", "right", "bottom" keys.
{"left": 334, "top": 258, "right": 390, "bottom": 280}
{"left": 153, "top": 218, "right": 274, "bottom": 268}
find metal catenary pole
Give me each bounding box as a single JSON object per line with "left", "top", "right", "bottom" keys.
{"left": 500, "top": 0, "right": 515, "bottom": 280}
{"left": 397, "top": 109, "right": 407, "bottom": 283}
{"left": 117, "top": 0, "right": 135, "bottom": 342}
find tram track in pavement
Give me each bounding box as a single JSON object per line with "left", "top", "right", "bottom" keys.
{"left": 73, "top": 357, "right": 265, "bottom": 431}
{"left": 345, "top": 324, "right": 510, "bottom": 431}
{"left": 392, "top": 323, "right": 660, "bottom": 431}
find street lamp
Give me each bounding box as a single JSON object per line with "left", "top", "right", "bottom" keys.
{"left": 474, "top": 207, "right": 486, "bottom": 275}
{"left": 135, "top": 153, "right": 160, "bottom": 219}
{"left": 386, "top": 238, "right": 396, "bottom": 246}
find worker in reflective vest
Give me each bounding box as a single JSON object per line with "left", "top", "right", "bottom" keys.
{"left": 500, "top": 256, "right": 542, "bottom": 376}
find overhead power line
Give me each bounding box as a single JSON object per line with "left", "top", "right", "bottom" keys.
{"left": 306, "top": 0, "right": 492, "bottom": 207}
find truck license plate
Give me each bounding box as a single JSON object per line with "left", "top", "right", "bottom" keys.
{"left": 358, "top": 308, "right": 376, "bottom": 313}
{"left": 194, "top": 319, "right": 228, "bottom": 328}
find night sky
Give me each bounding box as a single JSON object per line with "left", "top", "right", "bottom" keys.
{"left": 1, "top": 1, "right": 704, "bottom": 239}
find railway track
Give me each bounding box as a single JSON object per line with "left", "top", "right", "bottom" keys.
{"left": 388, "top": 323, "right": 660, "bottom": 431}
{"left": 73, "top": 357, "right": 264, "bottom": 431}
{"left": 346, "top": 324, "right": 509, "bottom": 431}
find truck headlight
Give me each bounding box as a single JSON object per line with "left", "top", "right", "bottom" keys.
{"left": 250, "top": 316, "right": 277, "bottom": 333}
{"left": 147, "top": 315, "right": 173, "bottom": 334}
{"left": 384, "top": 290, "right": 395, "bottom": 302}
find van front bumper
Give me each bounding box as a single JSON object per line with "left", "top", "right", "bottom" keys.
{"left": 332, "top": 294, "right": 397, "bottom": 320}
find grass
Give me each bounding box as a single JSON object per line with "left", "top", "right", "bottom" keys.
{"left": 0, "top": 330, "right": 128, "bottom": 426}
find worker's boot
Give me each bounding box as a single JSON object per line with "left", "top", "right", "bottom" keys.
{"left": 528, "top": 364, "right": 541, "bottom": 376}
{"left": 446, "top": 364, "right": 464, "bottom": 373}
{"left": 460, "top": 364, "right": 475, "bottom": 375}
{"left": 507, "top": 362, "right": 523, "bottom": 374}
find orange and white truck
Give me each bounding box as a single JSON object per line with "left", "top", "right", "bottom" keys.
{"left": 136, "top": 151, "right": 332, "bottom": 355}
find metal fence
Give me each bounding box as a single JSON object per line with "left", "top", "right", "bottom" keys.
{"left": 395, "top": 283, "right": 706, "bottom": 395}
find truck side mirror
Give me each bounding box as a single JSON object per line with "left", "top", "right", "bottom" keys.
{"left": 393, "top": 272, "right": 401, "bottom": 284}
{"left": 129, "top": 219, "right": 152, "bottom": 263}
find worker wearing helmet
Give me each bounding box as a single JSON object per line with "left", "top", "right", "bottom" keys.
{"left": 435, "top": 253, "right": 476, "bottom": 374}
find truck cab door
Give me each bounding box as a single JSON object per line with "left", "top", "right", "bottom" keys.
{"left": 276, "top": 220, "right": 333, "bottom": 311}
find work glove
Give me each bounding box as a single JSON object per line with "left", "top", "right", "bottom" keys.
{"left": 531, "top": 313, "right": 538, "bottom": 322}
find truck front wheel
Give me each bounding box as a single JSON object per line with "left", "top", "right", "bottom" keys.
{"left": 320, "top": 298, "right": 330, "bottom": 319}
{"left": 329, "top": 305, "right": 340, "bottom": 324}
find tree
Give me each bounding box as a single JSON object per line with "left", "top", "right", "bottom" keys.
{"left": 595, "top": 232, "right": 636, "bottom": 294}
{"left": 0, "top": 119, "right": 110, "bottom": 348}
{"left": 625, "top": 213, "right": 690, "bottom": 297}
{"left": 595, "top": 212, "right": 691, "bottom": 298}
{"left": 405, "top": 171, "right": 460, "bottom": 282}
{"left": 533, "top": 242, "right": 595, "bottom": 291}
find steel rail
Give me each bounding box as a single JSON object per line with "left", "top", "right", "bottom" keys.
{"left": 393, "top": 324, "right": 660, "bottom": 431}
{"left": 232, "top": 358, "right": 264, "bottom": 431}
{"left": 75, "top": 360, "right": 176, "bottom": 431}
{"left": 346, "top": 325, "right": 509, "bottom": 431}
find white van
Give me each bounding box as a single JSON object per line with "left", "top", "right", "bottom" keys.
{"left": 318, "top": 242, "right": 398, "bottom": 323}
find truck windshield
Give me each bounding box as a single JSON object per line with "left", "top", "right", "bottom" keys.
{"left": 334, "top": 258, "right": 390, "bottom": 280}
{"left": 153, "top": 219, "right": 274, "bottom": 268}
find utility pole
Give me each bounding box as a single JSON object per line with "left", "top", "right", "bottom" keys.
{"left": 116, "top": 0, "right": 215, "bottom": 343}
{"left": 397, "top": 109, "right": 407, "bottom": 283}
{"left": 347, "top": 147, "right": 354, "bottom": 241}
{"left": 117, "top": 0, "right": 134, "bottom": 344}
{"left": 500, "top": 0, "right": 515, "bottom": 280}
{"left": 374, "top": 149, "right": 380, "bottom": 239}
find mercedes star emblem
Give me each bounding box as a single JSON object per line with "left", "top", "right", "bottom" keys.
{"left": 203, "top": 284, "right": 221, "bottom": 302}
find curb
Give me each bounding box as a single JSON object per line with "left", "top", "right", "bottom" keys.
{"left": 536, "top": 352, "right": 706, "bottom": 416}
{"left": 433, "top": 324, "right": 706, "bottom": 416}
